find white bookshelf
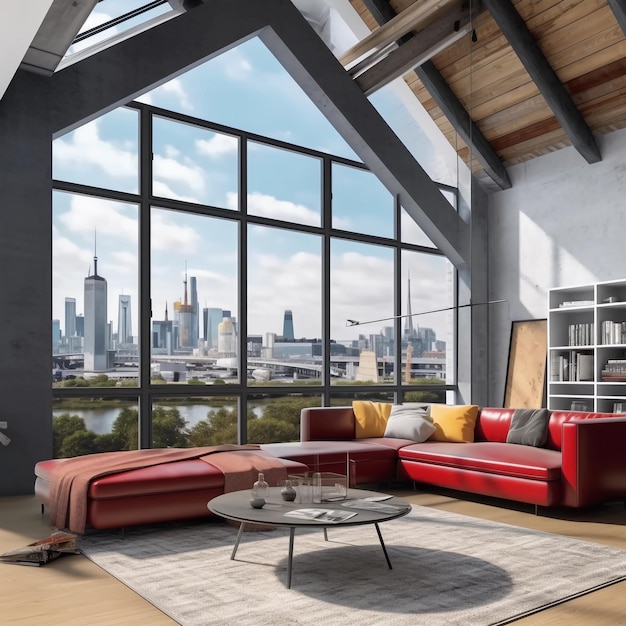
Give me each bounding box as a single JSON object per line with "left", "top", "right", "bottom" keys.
{"left": 548, "top": 279, "right": 626, "bottom": 413}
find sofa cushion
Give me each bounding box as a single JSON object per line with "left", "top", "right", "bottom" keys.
{"left": 352, "top": 401, "right": 393, "bottom": 438}
{"left": 398, "top": 441, "right": 562, "bottom": 481}
{"left": 429, "top": 404, "right": 479, "bottom": 443}
{"left": 507, "top": 408, "right": 551, "bottom": 447}
{"left": 384, "top": 404, "right": 435, "bottom": 442}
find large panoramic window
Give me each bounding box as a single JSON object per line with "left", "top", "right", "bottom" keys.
{"left": 247, "top": 225, "right": 322, "bottom": 386}
{"left": 52, "top": 190, "right": 139, "bottom": 388}
{"left": 150, "top": 208, "right": 238, "bottom": 384}
{"left": 152, "top": 116, "right": 239, "bottom": 209}
{"left": 52, "top": 107, "right": 139, "bottom": 194}
{"left": 51, "top": 37, "right": 457, "bottom": 455}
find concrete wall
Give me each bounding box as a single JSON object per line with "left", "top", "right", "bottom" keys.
{"left": 488, "top": 127, "right": 626, "bottom": 406}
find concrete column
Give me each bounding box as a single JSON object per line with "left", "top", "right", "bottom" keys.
{"left": 0, "top": 73, "right": 53, "bottom": 495}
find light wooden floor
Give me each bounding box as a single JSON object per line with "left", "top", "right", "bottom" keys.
{"left": 2, "top": 489, "right": 626, "bottom": 625}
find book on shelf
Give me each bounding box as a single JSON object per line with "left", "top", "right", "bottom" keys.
{"left": 0, "top": 531, "right": 79, "bottom": 567}
{"left": 600, "top": 320, "right": 626, "bottom": 345}
{"left": 550, "top": 351, "right": 593, "bottom": 382}
{"left": 558, "top": 300, "right": 594, "bottom": 308}
{"left": 613, "top": 402, "right": 625, "bottom": 413}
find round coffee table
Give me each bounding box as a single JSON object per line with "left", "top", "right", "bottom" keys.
{"left": 208, "top": 487, "right": 411, "bottom": 588}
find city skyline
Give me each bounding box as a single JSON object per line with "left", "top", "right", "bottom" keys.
{"left": 52, "top": 18, "right": 455, "bottom": 345}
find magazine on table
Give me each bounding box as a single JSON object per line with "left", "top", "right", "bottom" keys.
{"left": 0, "top": 531, "right": 79, "bottom": 567}
{"left": 284, "top": 508, "right": 357, "bottom": 523}
{"left": 340, "top": 499, "right": 407, "bottom": 514}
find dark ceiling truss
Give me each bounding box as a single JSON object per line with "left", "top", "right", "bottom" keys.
{"left": 482, "top": 0, "right": 601, "bottom": 164}
{"left": 608, "top": 0, "right": 626, "bottom": 36}
{"left": 361, "top": 0, "right": 512, "bottom": 191}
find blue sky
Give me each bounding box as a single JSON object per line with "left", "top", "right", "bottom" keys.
{"left": 52, "top": 1, "right": 455, "bottom": 344}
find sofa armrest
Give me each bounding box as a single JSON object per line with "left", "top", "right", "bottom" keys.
{"left": 561, "top": 417, "right": 626, "bottom": 507}
{"left": 300, "top": 407, "right": 356, "bottom": 441}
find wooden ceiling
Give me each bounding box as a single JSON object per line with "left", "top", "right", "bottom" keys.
{"left": 346, "top": 0, "right": 626, "bottom": 191}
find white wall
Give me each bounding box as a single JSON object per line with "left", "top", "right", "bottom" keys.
{"left": 488, "top": 127, "right": 626, "bottom": 405}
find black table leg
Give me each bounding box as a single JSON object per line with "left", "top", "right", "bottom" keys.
{"left": 375, "top": 522, "right": 392, "bottom": 569}
{"left": 287, "top": 527, "right": 295, "bottom": 588}
{"left": 231, "top": 522, "right": 245, "bottom": 560}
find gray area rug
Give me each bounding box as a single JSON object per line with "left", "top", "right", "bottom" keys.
{"left": 78, "top": 506, "right": 626, "bottom": 626}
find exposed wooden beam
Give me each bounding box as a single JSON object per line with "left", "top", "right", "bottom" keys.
{"left": 340, "top": 0, "right": 456, "bottom": 67}
{"left": 355, "top": 4, "right": 472, "bottom": 96}
{"left": 608, "top": 0, "right": 626, "bottom": 36}
{"left": 361, "top": 0, "right": 512, "bottom": 190}
{"left": 483, "top": 0, "right": 601, "bottom": 164}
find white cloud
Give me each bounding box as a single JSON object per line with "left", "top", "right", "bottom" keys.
{"left": 196, "top": 134, "right": 238, "bottom": 158}
{"left": 54, "top": 121, "right": 136, "bottom": 178}
{"left": 160, "top": 78, "right": 193, "bottom": 111}
{"left": 59, "top": 196, "right": 138, "bottom": 243}
{"left": 152, "top": 180, "right": 200, "bottom": 203}
{"left": 153, "top": 153, "right": 205, "bottom": 192}
{"left": 229, "top": 191, "right": 319, "bottom": 226}
{"left": 217, "top": 48, "right": 253, "bottom": 80}
{"left": 151, "top": 211, "right": 201, "bottom": 252}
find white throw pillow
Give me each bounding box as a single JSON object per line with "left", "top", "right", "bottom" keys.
{"left": 384, "top": 404, "right": 436, "bottom": 442}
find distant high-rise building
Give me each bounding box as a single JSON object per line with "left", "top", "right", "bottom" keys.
{"left": 84, "top": 254, "right": 108, "bottom": 371}
{"left": 203, "top": 307, "right": 223, "bottom": 350}
{"left": 152, "top": 304, "right": 173, "bottom": 354}
{"left": 190, "top": 276, "right": 199, "bottom": 349}
{"left": 404, "top": 273, "right": 415, "bottom": 338}
{"left": 282, "top": 309, "right": 295, "bottom": 340}
{"left": 75, "top": 314, "right": 84, "bottom": 337}
{"left": 118, "top": 294, "right": 132, "bottom": 344}
{"left": 52, "top": 320, "right": 61, "bottom": 353}
{"left": 173, "top": 269, "right": 194, "bottom": 350}
{"left": 64, "top": 297, "right": 76, "bottom": 338}
{"left": 218, "top": 316, "right": 237, "bottom": 357}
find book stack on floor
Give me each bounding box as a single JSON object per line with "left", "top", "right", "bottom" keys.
{"left": 0, "top": 531, "right": 79, "bottom": 566}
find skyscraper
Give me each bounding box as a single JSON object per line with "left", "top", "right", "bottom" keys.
{"left": 190, "top": 276, "right": 199, "bottom": 349}
{"left": 117, "top": 294, "right": 132, "bottom": 344}
{"left": 52, "top": 319, "right": 61, "bottom": 354}
{"left": 218, "top": 316, "right": 237, "bottom": 357}
{"left": 203, "top": 307, "right": 224, "bottom": 351}
{"left": 282, "top": 309, "right": 295, "bottom": 340}
{"left": 173, "top": 269, "right": 194, "bottom": 350}
{"left": 404, "top": 273, "right": 415, "bottom": 337}
{"left": 84, "top": 254, "right": 108, "bottom": 371}
{"left": 64, "top": 297, "right": 76, "bottom": 339}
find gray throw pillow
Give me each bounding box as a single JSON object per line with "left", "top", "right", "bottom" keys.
{"left": 506, "top": 408, "right": 551, "bottom": 447}
{"left": 384, "top": 404, "right": 436, "bottom": 442}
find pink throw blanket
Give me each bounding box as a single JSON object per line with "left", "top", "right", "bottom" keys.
{"left": 49, "top": 445, "right": 288, "bottom": 534}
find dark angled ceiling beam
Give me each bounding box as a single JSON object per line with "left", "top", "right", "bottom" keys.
{"left": 483, "top": 0, "right": 601, "bottom": 164}
{"left": 608, "top": 0, "right": 626, "bottom": 36}
{"left": 361, "top": 0, "right": 511, "bottom": 190}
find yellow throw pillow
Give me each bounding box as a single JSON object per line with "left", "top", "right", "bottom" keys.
{"left": 352, "top": 401, "right": 393, "bottom": 438}
{"left": 429, "top": 404, "right": 479, "bottom": 443}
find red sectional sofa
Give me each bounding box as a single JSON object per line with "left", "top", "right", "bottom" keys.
{"left": 34, "top": 405, "right": 626, "bottom": 532}
{"left": 267, "top": 405, "right": 626, "bottom": 510}
{"left": 35, "top": 455, "right": 307, "bottom": 531}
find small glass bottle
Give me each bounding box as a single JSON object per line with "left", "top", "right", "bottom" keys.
{"left": 252, "top": 472, "right": 269, "bottom": 501}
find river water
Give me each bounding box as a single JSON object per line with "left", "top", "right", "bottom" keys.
{"left": 51, "top": 404, "right": 251, "bottom": 434}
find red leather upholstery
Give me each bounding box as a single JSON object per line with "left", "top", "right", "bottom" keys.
{"left": 399, "top": 441, "right": 562, "bottom": 481}
{"left": 300, "top": 406, "right": 356, "bottom": 440}
{"left": 297, "top": 405, "right": 626, "bottom": 509}
{"left": 34, "top": 455, "right": 307, "bottom": 531}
